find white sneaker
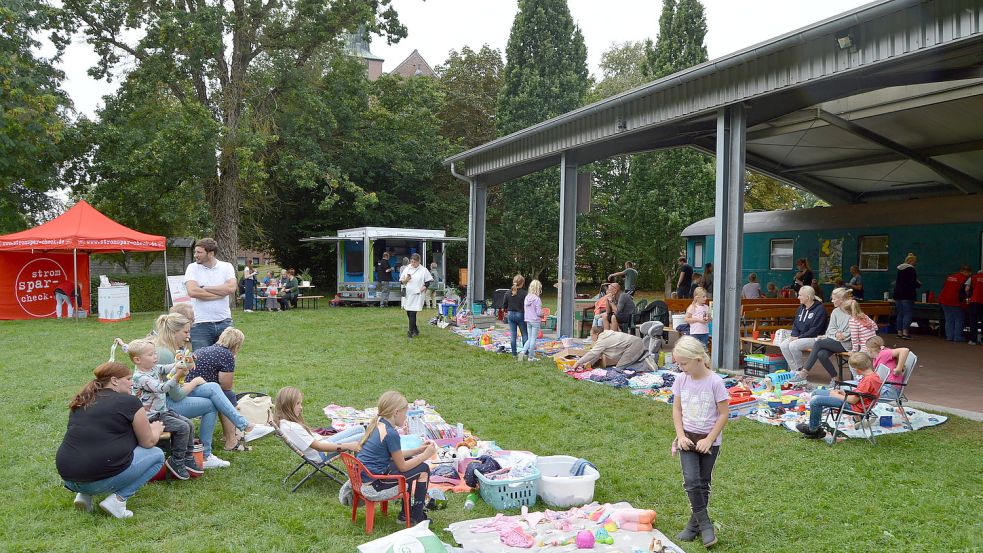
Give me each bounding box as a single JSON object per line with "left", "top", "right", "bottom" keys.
{"left": 243, "top": 424, "right": 274, "bottom": 442}
{"left": 74, "top": 493, "right": 93, "bottom": 512}
{"left": 203, "top": 454, "right": 231, "bottom": 469}
{"left": 517, "top": 352, "right": 527, "bottom": 362}
{"left": 787, "top": 370, "right": 808, "bottom": 384}
{"left": 99, "top": 494, "right": 133, "bottom": 519}
{"left": 244, "top": 309, "right": 253, "bottom": 313}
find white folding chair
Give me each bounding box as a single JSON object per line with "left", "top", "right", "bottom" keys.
{"left": 875, "top": 351, "right": 918, "bottom": 429}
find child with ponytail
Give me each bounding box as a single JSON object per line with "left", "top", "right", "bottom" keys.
{"left": 355, "top": 391, "right": 436, "bottom": 525}
{"left": 671, "top": 336, "right": 729, "bottom": 548}
{"left": 273, "top": 387, "right": 363, "bottom": 463}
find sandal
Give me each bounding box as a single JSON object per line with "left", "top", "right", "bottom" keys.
{"left": 223, "top": 438, "right": 252, "bottom": 452}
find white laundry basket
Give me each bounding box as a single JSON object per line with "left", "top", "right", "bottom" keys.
{"left": 535, "top": 455, "right": 599, "bottom": 508}
{"left": 671, "top": 313, "right": 686, "bottom": 330}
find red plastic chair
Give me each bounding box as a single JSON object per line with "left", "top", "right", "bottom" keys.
{"left": 339, "top": 453, "right": 411, "bottom": 534}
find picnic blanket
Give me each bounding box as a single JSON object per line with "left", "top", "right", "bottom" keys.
{"left": 448, "top": 502, "right": 682, "bottom": 553}
{"left": 452, "top": 326, "right": 567, "bottom": 357}
{"left": 748, "top": 401, "right": 948, "bottom": 441}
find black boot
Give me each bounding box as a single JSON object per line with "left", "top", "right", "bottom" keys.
{"left": 675, "top": 512, "right": 700, "bottom": 541}
{"left": 695, "top": 510, "right": 717, "bottom": 547}
{"left": 409, "top": 501, "right": 429, "bottom": 525}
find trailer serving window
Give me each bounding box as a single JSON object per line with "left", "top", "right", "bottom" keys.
{"left": 770, "top": 239, "right": 794, "bottom": 270}
{"left": 859, "top": 235, "right": 889, "bottom": 271}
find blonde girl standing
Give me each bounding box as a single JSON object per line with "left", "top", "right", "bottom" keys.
{"left": 671, "top": 336, "right": 728, "bottom": 547}
{"left": 684, "top": 287, "right": 711, "bottom": 348}
{"left": 519, "top": 280, "right": 543, "bottom": 361}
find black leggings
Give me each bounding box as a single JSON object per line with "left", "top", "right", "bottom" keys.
{"left": 803, "top": 337, "right": 848, "bottom": 378}
{"left": 371, "top": 461, "right": 430, "bottom": 505}
{"left": 406, "top": 311, "right": 418, "bottom": 334}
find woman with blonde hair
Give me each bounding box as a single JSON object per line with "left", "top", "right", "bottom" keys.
{"left": 505, "top": 274, "right": 528, "bottom": 356}
{"left": 893, "top": 253, "right": 920, "bottom": 340}
{"left": 273, "top": 387, "right": 362, "bottom": 463}
{"left": 843, "top": 298, "right": 878, "bottom": 352}
{"left": 519, "top": 280, "right": 543, "bottom": 361}
{"left": 356, "top": 391, "right": 436, "bottom": 525}
{"left": 790, "top": 287, "right": 852, "bottom": 384}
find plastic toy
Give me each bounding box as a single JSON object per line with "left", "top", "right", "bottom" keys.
{"left": 609, "top": 508, "right": 657, "bottom": 532}
{"left": 575, "top": 530, "right": 595, "bottom": 549}
{"left": 594, "top": 528, "right": 614, "bottom": 545}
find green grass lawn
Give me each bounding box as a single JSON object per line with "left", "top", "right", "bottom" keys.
{"left": 1, "top": 308, "right": 980, "bottom": 552}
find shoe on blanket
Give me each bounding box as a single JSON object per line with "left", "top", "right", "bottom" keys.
{"left": 787, "top": 370, "right": 808, "bottom": 384}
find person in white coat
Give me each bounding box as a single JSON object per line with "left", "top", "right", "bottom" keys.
{"left": 400, "top": 254, "right": 433, "bottom": 338}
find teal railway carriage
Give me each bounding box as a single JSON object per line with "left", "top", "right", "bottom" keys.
{"left": 681, "top": 195, "right": 983, "bottom": 301}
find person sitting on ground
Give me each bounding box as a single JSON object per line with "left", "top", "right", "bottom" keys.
{"left": 684, "top": 287, "right": 712, "bottom": 348}
{"left": 356, "top": 391, "right": 437, "bottom": 525}
{"left": 778, "top": 286, "right": 827, "bottom": 377}
{"left": 56, "top": 362, "right": 166, "bottom": 519}
{"left": 573, "top": 329, "right": 646, "bottom": 370}
{"left": 279, "top": 269, "right": 300, "bottom": 310}
{"left": 864, "top": 336, "right": 910, "bottom": 401}
{"left": 741, "top": 273, "right": 761, "bottom": 299}
{"left": 677, "top": 257, "right": 694, "bottom": 299}
{"left": 796, "top": 352, "right": 881, "bottom": 439}
{"left": 273, "top": 387, "right": 363, "bottom": 463}
{"left": 126, "top": 339, "right": 202, "bottom": 480}
{"left": 790, "top": 287, "right": 852, "bottom": 385}
{"left": 153, "top": 313, "right": 266, "bottom": 467}
{"left": 187, "top": 327, "right": 273, "bottom": 451}
{"left": 764, "top": 282, "right": 779, "bottom": 298}
{"left": 608, "top": 261, "right": 639, "bottom": 296}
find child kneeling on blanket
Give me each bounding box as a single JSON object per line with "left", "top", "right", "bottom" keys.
{"left": 796, "top": 352, "right": 881, "bottom": 439}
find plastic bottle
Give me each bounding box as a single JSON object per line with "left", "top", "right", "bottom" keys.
{"left": 456, "top": 422, "right": 465, "bottom": 438}
{"left": 407, "top": 408, "right": 424, "bottom": 436}
{"left": 773, "top": 379, "right": 782, "bottom": 398}
{"left": 464, "top": 493, "right": 478, "bottom": 511}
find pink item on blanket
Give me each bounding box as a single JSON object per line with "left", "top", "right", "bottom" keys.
{"left": 500, "top": 525, "right": 535, "bottom": 548}
{"left": 609, "top": 507, "right": 657, "bottom": 532}
{"left": 521, "top": 505, "right": 547, "bottom": 528}
{"left": 470, "top": 513, "right": 519, "bottom": 534}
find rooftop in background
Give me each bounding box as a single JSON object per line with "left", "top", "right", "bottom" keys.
{"left": 444, "top": 0, "right": 983, "bottom": 205}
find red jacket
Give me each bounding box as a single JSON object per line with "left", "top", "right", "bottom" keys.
{"left": 970, "top": 272, "right": 983, "bottom": 304}
{"left": 939, "top": 272, "right": 969, "bottom": 307}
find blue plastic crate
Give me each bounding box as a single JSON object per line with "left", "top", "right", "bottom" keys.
{"left": 476, "top": 467, "right": 540, "bottom": 510}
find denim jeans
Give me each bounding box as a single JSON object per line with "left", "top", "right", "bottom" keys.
{"left": 803, "top": 337, "right": 848, "bottom": 378}
{"left": 243, "top": 279, "right": 255, "bottom": 310}
{"left": 691, "top": 333, "right": 709, "bottom": 348}
{"left": 507, "top": 311, "right": 527, "bottom": 356}
{"left": 190, "top": 318, "right": 233, "bottom": 351}
{"left": 895, "top": 299, "right": 914, "bottom": 334}
{"left": 679, "top": 445, "right": 719, "bottom": 513}
{"left": 318, "top": 426, "right": 366, "bottom": 462}
{"left": 55, "top": 290, "right": 74, "bottom": 318}
{"left": 941, "top": 305, "right": 966, "bottom": 341}
{"left": 521, "top": 322, "right": 541, "bottom": 357}
{"left": 168, "top": 382, "right": 247, "bottom": 457}
{"left": 376, "top": 280, "right": 390, "bottom": 307}
{"left": 807, "top": 389, "right": 845, "bottom": 431}
{"left": 63, "top": 446, "right": 164, "bottom": 500}
{"left": 879, "top": 383, "right": 901, "bottom": 400}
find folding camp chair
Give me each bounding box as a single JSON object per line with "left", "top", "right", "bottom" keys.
{"left": 875, "top": 351, "right": 918, "bottom": 430}
{"left": 272, "top": 421, "right": 347, "bottom": 492}
{"left": 822, "top": 382, "right": 881, "bottom": 445}
{"left": 339, "top": 453, "right": 411, "bottom": 534}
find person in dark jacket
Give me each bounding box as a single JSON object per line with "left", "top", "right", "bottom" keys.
{"left": 778, "top": 286, "right": 827, "bottom": 373}
{"left": 375, "top": 252, "right": 393, "bottom": 307}
{"left": 892, "top": 253, "right": 920, "bottom": 340}
{"left": 505, "top": 274, "right": 528, "bottom": 357}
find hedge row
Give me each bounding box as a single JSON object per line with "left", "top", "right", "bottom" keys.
{"left": 89, "top": 275, "right": 168, "bottom": 314}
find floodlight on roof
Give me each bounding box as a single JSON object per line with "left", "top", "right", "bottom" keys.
{"left": 835, "top": 31, "right": 855, "bottom": 50}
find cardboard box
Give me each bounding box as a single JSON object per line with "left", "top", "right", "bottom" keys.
{"left": 552, "top": 348, "right": 616, "bottom": 369}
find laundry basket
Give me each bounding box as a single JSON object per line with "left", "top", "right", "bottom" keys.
{"left": 535, "top": 455, "right": 599, "bottom": 508}
{"left": 476, "top": 467, "right": 540, "bottom": 510}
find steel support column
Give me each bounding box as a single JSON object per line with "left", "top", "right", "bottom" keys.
{"left": 467, "top": 178, "right": 488, "bottom": 308}
{"left": 557, "top": 151, "right": 578, "bottom": 337}
{"left": 711, "top": 105, "right": 747, "bottom": 370}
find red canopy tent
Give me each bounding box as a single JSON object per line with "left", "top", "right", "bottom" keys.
{"left": 0, "top": 201, "right": 166, "bottom": 320}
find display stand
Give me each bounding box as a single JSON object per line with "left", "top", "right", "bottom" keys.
{"left": 98, "top": 285, "right": 131, "bottom": 322}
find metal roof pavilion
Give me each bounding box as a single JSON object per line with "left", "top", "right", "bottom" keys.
{"left": 445, "top": 0, "right": 983, "bottom": 369}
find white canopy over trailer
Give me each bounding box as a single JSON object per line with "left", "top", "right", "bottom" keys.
{"left": 301, "top": 227, "right": 465, "bottom": 304}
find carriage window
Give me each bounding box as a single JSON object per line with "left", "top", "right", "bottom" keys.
{"left": 694, "top": 242, "right": 704, "bottom": 267}
{"left": 770, "top": 239, "right": 793, "bottom": 270}
{"left": 859, "top": 235, "right": 889, "bottom": 271}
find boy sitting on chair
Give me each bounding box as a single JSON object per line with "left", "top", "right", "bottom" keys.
{"left": 796, "top": 352, "right": 881, "bottom": 439}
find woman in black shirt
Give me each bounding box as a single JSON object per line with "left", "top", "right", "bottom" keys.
{"left": 505, "top": 274, "right": 528, "bottom": 357}
{"left": 56, "top": 362, "right": 165, "bottom": 518}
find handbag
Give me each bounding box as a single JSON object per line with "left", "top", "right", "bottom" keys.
{"left": 236, "top": 392, "right": 272, "bottom": 425}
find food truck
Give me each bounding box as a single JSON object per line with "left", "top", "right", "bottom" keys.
{"left": 301, "top": 227, "right": 464, "bottom": 305}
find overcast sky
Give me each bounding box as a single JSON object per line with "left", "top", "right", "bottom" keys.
{"left": 55, "top": 0, "right": 873, "bottom": 118}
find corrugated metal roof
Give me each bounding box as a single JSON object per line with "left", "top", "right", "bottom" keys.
{"left": 681, "top": 194, "right": 983, "bottom": 236}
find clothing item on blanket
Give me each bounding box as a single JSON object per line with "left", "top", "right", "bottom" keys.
{"left": 589, "top": 370, "right": 630, "bottom": 388}
{"left": 431, "top": 464, "right": 461, "bottom": 481}
{"left": 481, "top": 458, "right": 538, "bottom": 480}
{"left": 629, "top": 373, "right": 664, "bottom": 389}
{"left": 464, "top": 455, "right": 502, "bottom": 488}
{"left": 569, "top": 458, "right": 597, "bottom": 477}
{"left": 749, "top": 401, "right": 948, "bottom": 440}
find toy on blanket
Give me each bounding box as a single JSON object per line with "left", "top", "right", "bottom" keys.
{"left": 593, "top": 528, "right": 614, "bottom": 545}
{"left": 575, "top": 530, "right": 595, "bottom": 548}
{"left": 588, "top": 503, "right": 658, "bottom": 532}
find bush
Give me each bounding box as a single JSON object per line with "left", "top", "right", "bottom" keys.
{"left": 89, "top": 275, "right": 168, "bottom": 314}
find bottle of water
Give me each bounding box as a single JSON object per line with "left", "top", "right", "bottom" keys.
{"left": 464, "top": 492, "right": 477, "bottom": 511}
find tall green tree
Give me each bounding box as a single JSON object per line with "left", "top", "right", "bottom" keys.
{"left": 0, "top": 0, "right": 72, "bottom": 231}
{"left": 493, "top": 0, "right": 589, "bottom": 280}
{"left": 56, "top": 0, "right": 406, "bottom": 263}
{"left": 437, "top": 45, "right": 503, "bottom": 151}
{"left": 626, "top": 0, "right": 713, "bottom": 293}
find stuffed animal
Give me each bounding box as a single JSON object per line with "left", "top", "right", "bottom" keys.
{"left": 609, "top": 508, "right": 657, "bottom": 532}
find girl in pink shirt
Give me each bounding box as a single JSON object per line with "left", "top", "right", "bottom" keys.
{"left": 865, "top": 336, "right": 910, "bottom": 400}
{"left": 684, "top": 287, "right": 711, "bottom": 349}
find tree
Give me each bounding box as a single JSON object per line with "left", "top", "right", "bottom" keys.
{"left": 0, "top": 0, "right": 72, "bottom": 231}
{"left": 590, "top": 41, "right": 648, "bottom": 102}
{"left": 436, "top": 45, "right": 504, "bottom": 152}
{"left": 493, "top": 0, "right": 589, "bottom": 280}
{"left": 56, "top": 0, "right": 407, "bottom": 263}
{"left": 744, "top": 172, "right": 823, "bottom": 212}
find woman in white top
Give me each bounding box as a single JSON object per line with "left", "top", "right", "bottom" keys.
{"left": 273, "top": 387, "right": 363, "bottom": 464}
{"left": 400, "top": 253, "right": 433, "bottom": 339}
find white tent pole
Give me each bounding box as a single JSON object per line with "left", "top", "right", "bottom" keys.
{"left": 163, "top": 247, "right": 169, "bottom": 309}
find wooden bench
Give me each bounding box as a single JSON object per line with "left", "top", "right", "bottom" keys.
{"left": 296, "top": 295, "right": 324, "bottom": 309}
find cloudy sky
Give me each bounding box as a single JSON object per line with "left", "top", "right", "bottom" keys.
{"left": 54, "top": 0, "right": 873, "bottom": 118}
